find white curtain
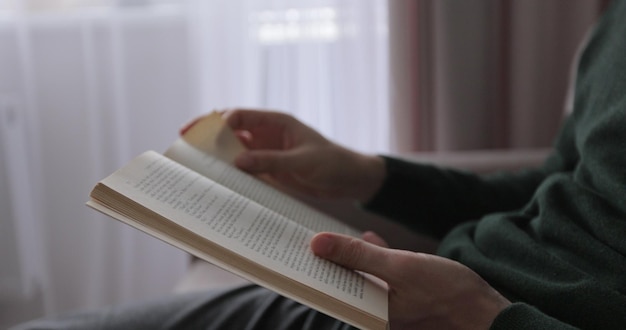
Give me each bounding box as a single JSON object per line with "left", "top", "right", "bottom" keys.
{"left": 0, "top": 0, "right": 389, "bottom": 324}
{"left": 188, "top": 0, "right": 389, "bottom": 152}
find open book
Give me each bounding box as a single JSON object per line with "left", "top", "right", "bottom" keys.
{"left": 87, "top": 113, "right": 388, "bottom": 330}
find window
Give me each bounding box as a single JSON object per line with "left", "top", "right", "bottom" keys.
{"left": 251, "top": 7, "right": 339, "bottom": 44}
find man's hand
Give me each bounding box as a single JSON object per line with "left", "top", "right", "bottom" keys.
{"left": 311, "top": 232, "right": 511, "bottom": 330}
{"left": 220, "top": 109, "right": 386, "bottom": 203}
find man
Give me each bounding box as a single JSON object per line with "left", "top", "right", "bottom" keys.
{"left": 15, "top": 1, "right": 626, "bottom": 329}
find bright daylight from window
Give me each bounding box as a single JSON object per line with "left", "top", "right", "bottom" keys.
{"left": 250, "top": 7, "right": 339, "bottom": 44}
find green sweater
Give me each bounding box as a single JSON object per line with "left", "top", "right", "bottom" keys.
{"left": 365, "top": 1, "right": 626, "bottom": 329}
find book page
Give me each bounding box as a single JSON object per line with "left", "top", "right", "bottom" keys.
{"left": 165, "top": 139, "right": 361, "bottom": 237}
{"left": 91, "top": 151, "right": 387, "bottom": 329}
{"left": 180, "top": 112, "right": 246, "bottom": 164}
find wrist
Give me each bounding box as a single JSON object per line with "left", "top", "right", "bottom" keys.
{"left": 352, "top": 153, "right": 386, "bottom": 204}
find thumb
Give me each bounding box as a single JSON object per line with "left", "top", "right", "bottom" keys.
{"left": 311, "top": 232, "right": 391, "bottom": 280}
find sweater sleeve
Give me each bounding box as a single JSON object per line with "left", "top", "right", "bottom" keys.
{"left": 490, "top": 303, "right": 578, "bottom": 330}
{"left": 363, "top": 114, "right": 579, "bottom": 239}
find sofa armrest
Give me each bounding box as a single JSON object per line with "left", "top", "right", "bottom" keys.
{"left": 397, "top": 148, "right": 551, "bottom": 173}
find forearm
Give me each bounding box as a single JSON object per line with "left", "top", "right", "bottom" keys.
{"left": 363, "top": 156, "right": 547, "bottom": 238}
{"left": 346, "top": 152, "right": 386, "bottom": 204}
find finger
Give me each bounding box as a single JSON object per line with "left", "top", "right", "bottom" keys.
{"left": 361, "top": 231, "right": 389, "bottom": 248}
{"left": 234, "top": 148, "right": 315, "bottom": 173}
{"left": 224, "top": 108, "right": 294, "bottom": 132}
{"left": 233, "top": 130, "right": 253, "bottom": 148}
{"left": 310, "top": 232, "right": 392, "bottom": 280}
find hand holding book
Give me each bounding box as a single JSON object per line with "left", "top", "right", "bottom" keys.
{"left": 220, "top": 109, "right": 386, "bottom": 204}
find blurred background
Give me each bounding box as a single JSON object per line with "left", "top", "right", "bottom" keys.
{"left": 0, "top": 0, "right": 607, "bottom": 327}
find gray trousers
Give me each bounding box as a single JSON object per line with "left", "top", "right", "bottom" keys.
{"left": 12, "top": 285, "right": 356, "bottom": 330}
